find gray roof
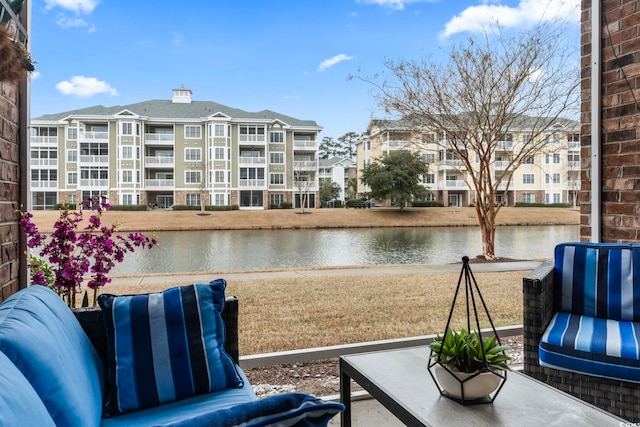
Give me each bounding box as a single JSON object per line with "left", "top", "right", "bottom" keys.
{"left": 319, "top": 157, "right": 356, "bottom": 167}
{"left": 33, "top": 99, "right": 320, "bottom": 128}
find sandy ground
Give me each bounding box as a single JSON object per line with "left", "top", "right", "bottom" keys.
{"left": 29, "top": 206, "right": 580, "bottom": 232}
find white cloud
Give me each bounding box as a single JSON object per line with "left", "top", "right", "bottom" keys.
{"left": 441, "top": 0, "right": 580, "bottom": 38}
{"left": 356, "top": 0, "right": 434, "bottom": 11}
{"left": 318, "top": 54, "right": 354, "bottom": 72}
{"left": 55, "top": 14, "right": 87, "bottom": 28}
{"left": 30, "top": 71, "right": 41, "bottom": 80}
{"left": 56, "top": 76, "right": 119, "bottom": 97}
{"left": 44, "top": 0, "right": 99, "bottom": 14}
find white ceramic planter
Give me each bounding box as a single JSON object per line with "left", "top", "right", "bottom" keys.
{"left": 434, "top": 364, "right": 501, "bottom": 400}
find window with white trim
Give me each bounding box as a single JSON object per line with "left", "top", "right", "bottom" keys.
{"left": 185, "top": 148, "right": 202, "bottom": 161}
{"left": 185, "top": 171, "right": 201, "bottom": 184}
{"left": 523, "top": 193, "right": 535, "bottom": 203}
{"left": 121, "top": 146, "right": 133, "bottom": 159}
{"left": 270, "top": 173, "right": 284, "bottom": 185}
{"left": 214, "top": 124, "right": 226, "bottom": 137}
{"left": 214, "top": 147, "right": 225, "bottom": 160}
{"left": 270, "top": 152, "right": 284, "bottom": 164}
{"left": 186, "top": 194, "right": 201, "bottom": 206}
{"left": 185, "top": 125, "right": 202, "bottom": 139}
{"left": 270, "top": 194, "right": 284, "bottom": 206}
{"left": 523, "top": 155, "right": 534, "bottom": 164}
{"left": 523, "top": 174, "right": 534, "bottom": 184}
{"left": 270, "top": 132, "right": 284, "bottom": 143}
{"left": 423, "top": 174, "right": 435, "bottom": 184}
{"left": 214, "top": 194, "right": 226, "bottom": 205}
{"left": 121, "top": 170, "right": 133, "bottom": 183}
{"left": 67, "top": 150, "right": 77, "bottom": 163}
{"left": 215, "top": 170, "right": 225, "bottom": 183}
{"left": 120, "top": 122, "right": 133, "bottom": 135}
{"left": 67, "top": 127, "right": 78, "bottom": 140}
{"left": 121, "top": 194, "right": 133, "bottom": 205}
{"left": 67, "top": 172, "right": 77, "bottom": 185}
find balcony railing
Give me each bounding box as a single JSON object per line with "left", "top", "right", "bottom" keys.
{"left": 437, "top": 180, "right": 467, "bottom": 190}
{"left": 30, "top": 181, "right": 57, "bottom": 189}
{"left": 294, "top": 181, "right": 317, "bottom": 191}
{"left": 79, "top": 155, "right": 109, "bottom": 164}
{"left": 293, "top": 161, "right": 317, "bottom": 170}
{"left": 145, "top": 156, "right": 175, "bottom": 167}
{"left": 79, "top": 179, "right": 109, "bottom": 187}
{"left": 239, "top": 135, "right": 266, "bottom": 143}
{"left": 494, "top": 160, "right": 509, "bottom": 171}
{"left": 239, "top": 157, "right": 266, "bottom": 165}
{"left": 382, "top": 140, "right": 410, "bottom": 151}
{"left": 145, "top": 133, "right": 175, "bottom": 144}
{"left": 30, "top": 159, "right": 58, "bottom": 167}
{"left": 293, "top": 140, "right": 316, "bottom": 150}
{"left": 239, "top": 179, "right": 266, "bottom": 188}
{"left": 79, "top": 131, "right": 108, "bottom": 141}
{"left": 496, "top": 141, "right": 514, "bottom": 151}
{"left": 438, "top": 159, "right": 464, "bottom": 169}
{"left": 30, "top": 136, "right": 58, "bottom": 145}
{"left": 145, "top": 179, "right": 175, "bottom": 189}
{"left": 568, "top": 160, "right": 581, "bottom": 170}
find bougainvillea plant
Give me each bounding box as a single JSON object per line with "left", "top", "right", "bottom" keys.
{"left": 19, "top": 196, "right": 157, "bottom": 307}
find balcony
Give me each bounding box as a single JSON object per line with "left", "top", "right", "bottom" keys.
{"left": 30, "top": 159, "right": 58, "bottom": 167}
{"left": 79, "top": 179, "right": 109, "bottom": 188}
{"left": 239, "top": 134, "right": 266, "bottom": 145}
{"left": 294, "top": 161, "right": 317, "bottom": 171}
{"left": 145, "top": 133, "right": 175, "bottom": 145}
{"left": 30, "top": 181, "right": 57, "bottom": 189}
{"left": 294, "top": 181, "right": 317, "bottom": 191}
{"left": 437, "top": 180, "right": 467, "bottom": 190}
{"left": 293, "top": 140, "right": 316, "bottom": 151}
{"left": 79, "top": 155, "right": 109, "bottom": 164}
{"left": 30, "top": 136, "right": 58, "bottom": 146}
{"left": 239, "top": 157, "right": 266, "bottom": 166}
{"left": 239, "top": 179, "right": 266, "bottom": 188}
{"left": 382, "top": 140, "right": 410, "bottom": 151}
{"left": 568, "top": 160, "right": 581, "bottom": 170}
{"left": 437, "top": 159, "right": 464, "bottom": 170}
{"left": 145, "top": 156, "right": 175, "bottom": 167}
{"left": 496, "top": 141, "right": 514, "bottom": 151}
{"left": 79, "top": 131, "right": 108, "bottom": 141}
{"left": 145, "top": 179, "right": 175, "bottom": 189}
{"left": 494, "top": 160, "right": 509, "bottom": 171}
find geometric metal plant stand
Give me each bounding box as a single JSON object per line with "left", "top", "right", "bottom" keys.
{"left": 427, "top": 256, "right": 508, "bottom": 405}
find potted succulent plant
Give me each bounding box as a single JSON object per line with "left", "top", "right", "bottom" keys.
{"left": 428, "top": 328, "right": 511, "bottom": 401}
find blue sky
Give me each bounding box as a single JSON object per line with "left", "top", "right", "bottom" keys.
{"left": 30, "top": 0, "right": 580, "bottom": 139}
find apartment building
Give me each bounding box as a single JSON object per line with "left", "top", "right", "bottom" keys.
{"left": 318, "top": 157, "right": 356, "bottom": 203}
{"left": 29, "top": 88, "right": 321, "bottom": 210}
{"left": 357, "top": 118, "right": 581, "bottom": 207}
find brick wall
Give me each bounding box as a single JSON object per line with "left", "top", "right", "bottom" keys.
{"left": 581, "top": 0, "right": 640, "bottom": 242}
{"left": 0, "top": 81, "right": 22, "bottom": 301}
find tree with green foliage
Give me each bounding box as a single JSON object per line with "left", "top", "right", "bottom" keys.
{"left": 319, "top": 180, "right": 342, "bottom": 205}
{"left": 360, "top": 150, "right": 429, "bottom": 209}
{"left": 319, "top": 132, "right": 360, "bottom": 159}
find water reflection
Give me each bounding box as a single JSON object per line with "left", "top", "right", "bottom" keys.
{"left": 112, "top": 225, "right": 578, "bottom": 275}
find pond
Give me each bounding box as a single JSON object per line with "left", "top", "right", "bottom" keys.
{"left": 112, "top": 225, "right": 578, "bottom": 275}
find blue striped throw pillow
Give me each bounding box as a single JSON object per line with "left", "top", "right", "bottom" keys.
{"left": 97, "top": 280, "right": 242, "bottom": 414}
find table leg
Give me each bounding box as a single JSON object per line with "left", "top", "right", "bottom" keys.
{"left": 340, "top": 359, "right": 352, "bottom": 427}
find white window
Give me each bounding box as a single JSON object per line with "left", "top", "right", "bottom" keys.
{"left": 554, "top": 193, "right": 561, "bottom": 203}
{"left": 270, "top": 173, "right": 284, "bottom": 185}
{"left": 186, "top": 194, "right": 201, "bottom": 206}
{"left": 523, "top": 193, "right": 535, "bottom": 203}
{"left": 270, "top": 132, "right": 284, "bottom": 143}
{"left": 270, "top": 194, "right": 284, "bottom": 206}
{"left": 215, "top": 170, "right": 225, "bottom": 183}
{"left": 67, "top": 127, "right": 78, "bottom": 140}
{"left": 270, "top": 152, "right": 284, "bottom": 164}
{"left": 423, "top": 174, "right": 435, "bottom": 184}
{"left": 552, "top": 173, "right": 560, "bottom": 184}
{"left": 214, "top": 147, "right": 225, "bottom": 160}
{"left": 121, "top": 146, "right": 133, "bottom": 159}
{"left": 67, "top": 194, "right": 77, "bottom": 205}
{"left": 67, "top": 150, "right": 77, "bottom": 162}
{"left": 523, "top": 155, "right": 534, "bottom": 164}
{"left": 185, "top": 148, "right": 202, "bottom": 161}
{"left": 185, "top": 171, "right": 201, "bottom": 184}
{"left": 523, "top": 174, "right": 534, "bottom": 184}
{"left": 120, "top": 122, "right": 133, "bottom": 135}
{"left": 121, "top": 194, "right": 133, "bottom": 205}
{"left": 121, "top": 170, "right": 133, "bottom": 183}
{"left": 239, "top": 125, "right": 265, "bottom": 141}
{"left": 185, "top": 125, "right": 202, "bottom": 139}
{"left": 214, "top": 194, "right": 226, "bottom": 205}
{"left": 214, "top": 124, "right": 226, "bottom": 137}
{"left": 423, "top": 153, "right": 435, "bottom": 164}
{"left": 67, "top": 172, "right": 77, "bottom": 185}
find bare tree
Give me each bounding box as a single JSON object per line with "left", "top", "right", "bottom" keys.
{"left": 355, "top": 22, "right": 579, "bottom": 259}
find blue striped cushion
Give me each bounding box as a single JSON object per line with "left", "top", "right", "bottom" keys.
{"left": 554, "top": 242, "right": 640, "bottom": 321}
{"left": 540, "top": 312, "right": 640, "bottom": 382}
{"left": 98, "top": 280, "right": 242, "bottom": 414}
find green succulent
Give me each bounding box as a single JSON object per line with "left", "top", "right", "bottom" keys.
{"left": 429, "top": 329, "right": 511, "bottom": 373}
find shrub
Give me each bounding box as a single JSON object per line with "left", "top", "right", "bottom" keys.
{"left": 411, "top": 200, "right": 444, "bottom": 207}
{"left": 108, "top": 204, "right": 147, "bottom": 211}
{"left": 515, "top": 202, "right": 572, "bottom": 208}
